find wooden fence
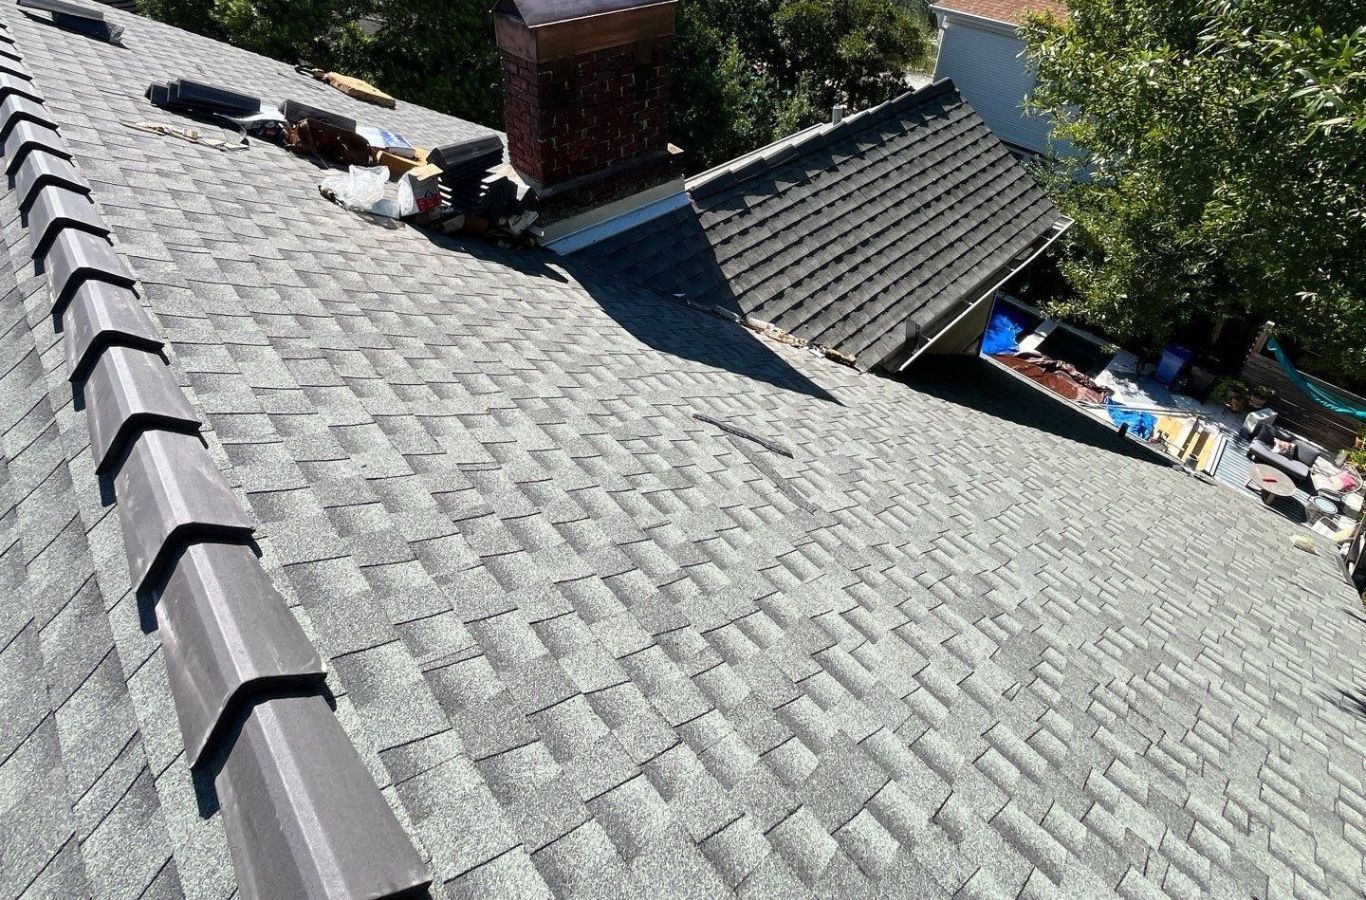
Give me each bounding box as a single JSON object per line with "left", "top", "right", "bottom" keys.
{"left": 1241, "top": 350, "right": 1363, "bottom": 453}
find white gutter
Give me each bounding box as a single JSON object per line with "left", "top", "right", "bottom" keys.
{"left": 897, "top": 217, "right": 1072, "bottom": 371}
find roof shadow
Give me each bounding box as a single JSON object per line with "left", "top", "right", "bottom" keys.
{"left": 411, "top": 222, "right": 840, "bottom": 404}
{"left": 899, "top": 354, "right": 1170, "bottom": 466}
{"left": 564, "top": 256, "right": 842, "bottom": 405}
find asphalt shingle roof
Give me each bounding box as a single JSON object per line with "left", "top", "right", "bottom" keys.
{"left": 579, "top": 83, "right": 1065, "bottom": 370}
{"left": 931, "top": 0, "right": 1067, "bottom": 26}
{"left": 2, "top": 5, "right": 1365, "bottom": 899}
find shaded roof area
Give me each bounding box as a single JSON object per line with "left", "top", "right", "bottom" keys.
{"left": 932, "top": 0, "right": 1067, "bottom": 26}
{"left": 578, "top": 83, "right": 1064, "bottom": 370}
{"left": 2, "top": 5, "right": 1365, "bottom": 900}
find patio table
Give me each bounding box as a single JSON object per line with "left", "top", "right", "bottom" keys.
{"left": 1246, "top": 464, "right": 1296, "bottom": 507}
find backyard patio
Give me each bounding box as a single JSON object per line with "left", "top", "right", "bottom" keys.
{"left": 982, "top": 296, "right": 1365, "bottom": 551}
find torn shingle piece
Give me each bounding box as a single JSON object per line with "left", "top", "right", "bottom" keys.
{"left": 153, "top": 542, "right": 325, "bottom": 767}
{"left": 83, "top": 344, "right": 200, "bottom": 473}
{"left": 113, "top": 430, "right": 255, "bottom": 593}
{"left": 213, "top": 694, "right": 431, "bottom": 899}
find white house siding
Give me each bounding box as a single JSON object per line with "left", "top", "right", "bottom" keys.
{"left": 932, "top": 15, "right": 1057, "bottom": 155}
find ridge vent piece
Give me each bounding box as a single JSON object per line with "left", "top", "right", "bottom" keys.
{"left": 15, "top": 147, "right": 91, "bottom": 214}
{"left": 0, "top": 92, "right": 53, "bottom": 141}
{"left": 43, "top": 228, "right": 136, "bottom": 314}
{"left": 215, "top": 695, "right": 432, "bottom": 900}
{"left": 27, "top": 184, "right": 108, "bottom": 257}
{"left": 114, "top": 430, "right": 255, "bottom": 593}
{"left": 84, "top": 345, "right": 200, "bottom": 472}
{"left": 62, "top": 280, "right": 163, "bottom": 381}
{"left": 4, "top": 118, "right": 70, "bottom": 175}
{"left": 0, "top": 72, "right": 40, "bottom": 103}
{"left": 0, "top": 60, "right": 29, "bottom": 81}
{"left": 154, "top": 542, "right": 325, "bottom": 767}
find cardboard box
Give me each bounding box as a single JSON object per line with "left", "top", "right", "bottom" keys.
{"left": 376, "top": 148, "right": 429, "bottom": 179}
{"left": 399, "top": 163, "right": 443, "bottom": 217}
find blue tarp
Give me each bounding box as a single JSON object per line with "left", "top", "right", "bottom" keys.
{"left": 981, "top": 303, "right": 1035, "bottom": 356}
{"left": 1267, "top": 337, "right": 1366, "bottom": 422}
{"left": 1105, "top": 397, "right": 1156, "bottom": 440}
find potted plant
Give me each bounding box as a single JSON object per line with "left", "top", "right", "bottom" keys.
{"left": 1213, "top": 377, "right": 1249, "bottom": 413}
{"left": 1248, "top": 386, "right": 1275, "bottom": 410}
{"left": 1349, "top": 432, "right": 1366, "bottom": 471}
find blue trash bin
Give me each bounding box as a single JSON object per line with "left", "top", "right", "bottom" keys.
{"left": 1155, "top": 344, "right": 1192, "bottom": 388}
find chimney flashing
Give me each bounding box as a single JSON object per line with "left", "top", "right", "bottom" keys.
{"left": 494, "top": 0, "right": 676, "bottom": 62}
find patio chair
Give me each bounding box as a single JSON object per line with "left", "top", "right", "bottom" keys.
{"left": 1311, "top": 458, "right": 1365, "bottom": 520}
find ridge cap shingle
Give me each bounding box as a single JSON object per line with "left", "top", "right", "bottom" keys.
{"left": 0, "top": 15, "right": 430, "bottom": 898}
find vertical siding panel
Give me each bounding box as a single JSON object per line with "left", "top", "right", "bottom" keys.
{"left": 932, "top": 21, "right": 1058, "bottom": 154}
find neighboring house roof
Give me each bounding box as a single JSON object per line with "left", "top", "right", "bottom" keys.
{"left": 579, "top": 83, "right": 1064, "bottom": 371}
{"left": 932, "top": 0, "right": 1066, "bottom": 26}
{"left": 1, "top": 5, "right": 1365, "bottom": 900}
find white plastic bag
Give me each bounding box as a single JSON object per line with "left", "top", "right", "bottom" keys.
{"left": 322, "top": 165, "right": 393, "bottom": 215}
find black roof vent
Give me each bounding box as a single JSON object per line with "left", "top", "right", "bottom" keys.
{"left": 146, "top": 79, "right": 260, "bottom": 117}
{"left": 17, "top": 0, "right": 124, "bottom": 42}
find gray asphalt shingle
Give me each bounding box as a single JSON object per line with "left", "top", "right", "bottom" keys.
{"left": 579, "top": 83, "right": 1063, "bottom": 370}
{"left": 0, "top": 4, "right": 1363, "bottom": 899}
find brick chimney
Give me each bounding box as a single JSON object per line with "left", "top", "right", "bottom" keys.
{"left": 493, "top": 0, "right": 685, "bottom": 228}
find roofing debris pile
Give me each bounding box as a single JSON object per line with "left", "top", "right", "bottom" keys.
{"left": 144, "top": 76, "right": 536, "bottom": 241}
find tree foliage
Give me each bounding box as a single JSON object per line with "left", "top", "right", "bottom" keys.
{"left": 138, "top": 0, "right": 932, "bottom": 172}
{"left": 1022, "top": 0, "right": 1366, "bottom": 379}
{"left": 674, "top": 0, "right": 934, "bottom": 169}
{"left": 137, "top": 0, "right": 502, "bottom": 128}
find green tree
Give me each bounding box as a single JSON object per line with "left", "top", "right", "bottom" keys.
{"left": 674, "top": 0, "right": 934, "bottom": 171}
{"left": 138, "top": 0, "right": 934, "bottom": 172}
{"left": 338, "top": 1, "right": 503, "bottom": 129}
{"left": 1023, "top": 0, "right": 1366, "bottom": 379}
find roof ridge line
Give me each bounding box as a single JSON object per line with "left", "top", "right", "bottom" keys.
{"left": 688, "top": 79, "right": 959, "bottom": 201}
{"left": 0, "top": 14, "right": 429, "bottom": 898}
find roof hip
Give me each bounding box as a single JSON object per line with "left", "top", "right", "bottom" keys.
{"left": 0, "top": 14, "right": 429, "bottom": 898}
